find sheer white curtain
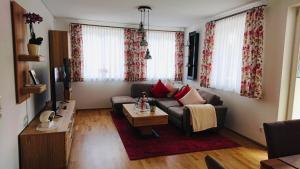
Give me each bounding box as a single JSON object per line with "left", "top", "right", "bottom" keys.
{"left": 147, "top": 31, "right": 176, "bottom": 80}
{"left": 82, "top": 25, "right": 124, "bottom": 80}
{"left": 210, "top": 13, "right": 246, "bottom": 93}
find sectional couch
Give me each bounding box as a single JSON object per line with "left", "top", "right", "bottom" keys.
{"left": 111, "top": 83, "right": 227, "bottom": 135}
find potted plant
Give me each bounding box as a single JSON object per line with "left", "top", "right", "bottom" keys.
{"left": 23, "top": 12, "right": 43, "bottom": 55}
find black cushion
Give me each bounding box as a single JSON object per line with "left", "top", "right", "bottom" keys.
{"left": 205, "top": 155, "right": 225, "bottom": 169}
{"left": 263, "top": 119, "right": 300, "bottom": 159}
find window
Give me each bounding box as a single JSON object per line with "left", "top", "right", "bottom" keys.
{"left": 210, "top": 13, "right": 246, "bottom": 93}
{"left": 82, "top": 25, "right": 124, "bottom": 80}
{"left": 147, "top": 31, "right": 176, "bottom": 80}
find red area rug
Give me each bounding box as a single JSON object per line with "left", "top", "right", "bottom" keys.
{"left": 111, "top": 112, "right": 239, "bottom": 160}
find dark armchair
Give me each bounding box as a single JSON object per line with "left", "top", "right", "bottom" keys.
{"left": 263, "top": 119, "right": 300, "bottom": 159}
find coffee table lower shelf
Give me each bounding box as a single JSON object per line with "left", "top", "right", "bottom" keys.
{"left": 137, "top": 126, "right": 160, "bottom": 137}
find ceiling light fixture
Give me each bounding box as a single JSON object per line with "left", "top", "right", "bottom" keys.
{"left": 138, "top": 6, "right": 152, "bottom": 59}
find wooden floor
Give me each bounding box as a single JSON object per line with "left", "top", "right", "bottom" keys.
{"left": 68, "top": 109, "right": 267, "bottom": 169}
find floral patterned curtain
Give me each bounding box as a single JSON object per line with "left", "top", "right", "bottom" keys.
{"left": 200, "top": 21, "right": 216, "bottom": 87}
{"left": 124, "top": 28, "right": 147, "bottom": 81}
{"left": 240, "top": 7, "right": 264, "bottom": 99}
{"left": 70, "top": 23, "right": 84, "bottom": 82}
{"left": 175, "top": 32, "right": 184, "bottom": 81}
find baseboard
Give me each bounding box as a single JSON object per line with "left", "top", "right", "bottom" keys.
{"left": 77, "top": 108, "right": 112, "bottom": 111}
{"left": 224, "top": 127, "right": 267, "bottom": 148}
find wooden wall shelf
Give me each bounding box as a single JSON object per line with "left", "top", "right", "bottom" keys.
{"left": 23, "top": 84, "right": 47, "bottom": 94}
{"left": 19, "top": 55, "right": 45, "bottom": 62}
{"left": 11, "top": 1, "right": 47, "bottom": 103}
{"left": 11, "top": 1, "right": 30, "bottom": 103}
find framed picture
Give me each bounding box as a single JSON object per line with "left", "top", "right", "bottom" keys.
{"left": 29, "top": 70, "right": 40, "bottom": 85}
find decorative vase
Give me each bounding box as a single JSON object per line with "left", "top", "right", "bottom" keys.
{"left": 27, "top": 44, "right": 40, "bottom": 55}
{"left": 150, "top": 105, "right": 156, "bottom": 113}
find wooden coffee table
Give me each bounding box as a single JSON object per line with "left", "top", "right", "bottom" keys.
{"left": 122, "top": 104, "right": 168, "bottom": 137}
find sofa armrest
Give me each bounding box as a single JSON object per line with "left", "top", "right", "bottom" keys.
{"left": 183, "top": 107, "right": 192, "bottom": 136}
{"left": 214, "top": 105, "right": 227, "bottom": 129}
{"left": 182, "top": 105, "right": 227, "bottom": 135}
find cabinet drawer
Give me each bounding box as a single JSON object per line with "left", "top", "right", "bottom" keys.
{"left": 65, "top": 119, "right": 74, "bottom": 163}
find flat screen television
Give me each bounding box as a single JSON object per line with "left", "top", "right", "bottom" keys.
{"left": 50, "top": 59, "right": 71, "bottom": 113}
{"left": 50, "top": 66, "right": 65, "bottom": 112}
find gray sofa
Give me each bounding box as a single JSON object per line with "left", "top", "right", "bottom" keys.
{"left": 111, "top": 83, "right": 227, "bottom": 135}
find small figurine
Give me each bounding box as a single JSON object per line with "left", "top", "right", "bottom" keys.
{"left": 137, "top": 92, "right": 150, "bottom": 112}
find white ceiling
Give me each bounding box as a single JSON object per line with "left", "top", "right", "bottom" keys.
{"left": 43, "top": 0, "right": 256, "bottom": 28}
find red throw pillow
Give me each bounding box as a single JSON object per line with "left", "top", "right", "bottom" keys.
{"left": 174, "top": 85, "right": 191, "bottom": 104}
{"left": 150, "top": 80, "right": 170, "bottom": 98}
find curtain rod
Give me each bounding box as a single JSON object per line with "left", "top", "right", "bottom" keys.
{"left": 211, "top": 5, "right": 267, "bottom": 22}
{"left": 70, "top": 22, "right": 182, "bottom": 33}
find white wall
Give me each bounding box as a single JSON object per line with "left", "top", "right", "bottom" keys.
{"left": 0, "top": 0, "right": 53, "bottom": 168}
{"left": 184, "top": 0, "right": 300, "bottom": 145}
{"left": 54, "top": 17, "right": 184, "bottom": 109}
{"left": 292, "top": 78, "right": 300, "bottom": 119}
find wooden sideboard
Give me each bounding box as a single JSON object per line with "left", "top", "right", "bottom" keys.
{"left": 19, "top": 100, "right": 76, "bottom": 169}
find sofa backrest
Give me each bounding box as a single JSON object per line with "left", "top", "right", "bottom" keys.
{"left": 130, "top": 83, "right": 223, "bottom": 106}
{"left": 197, "top": 89, "right": 223, "bottom": 106}
{"left": 131, "top": 83, "right": 154, "bottom": 98}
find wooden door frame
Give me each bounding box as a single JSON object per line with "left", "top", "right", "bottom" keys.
{"left": 287, "top": 8, "right": 300, "bottom": 120}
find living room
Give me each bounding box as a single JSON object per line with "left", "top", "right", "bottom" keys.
{"left": 1, "top": 0, "right": 300, "bottom": 169}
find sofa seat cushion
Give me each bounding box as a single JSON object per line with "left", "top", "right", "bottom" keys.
{"left": 168, "top": 106, "right": 184, "bottom": 119}
{"left": 156, "top": 99, "right": 180, "bottom": 112}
